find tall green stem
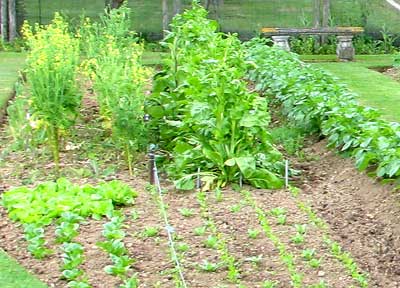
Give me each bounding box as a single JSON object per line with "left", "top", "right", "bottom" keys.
{"left": 51, "top": 125, "right": 60, "bottom": 175}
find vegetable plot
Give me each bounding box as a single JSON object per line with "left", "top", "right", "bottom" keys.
{"left": 148, "top": 3, "right": 284, "bottom": 190}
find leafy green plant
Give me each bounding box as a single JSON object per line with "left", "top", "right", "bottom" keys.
{"left": 176, "top": 243, "right": 190, "bottom": 253}
{"left": 23, "top": 224, "right": 53, "bottom": 259}
{"left": 214, "top": 188, "right": 223, "bottom": 202}
{"left": 119, "top": 275, "right": 139, "bottom": 288}
{"left": 269, "top": 207, "right": 287, "bottom": 217}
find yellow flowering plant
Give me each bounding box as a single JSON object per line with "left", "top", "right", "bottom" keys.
{"left": 23, "top": 14, "right": 81, "bottom": 172}
{"left": 80, "top": 4, "right": 151, "bottom": 175}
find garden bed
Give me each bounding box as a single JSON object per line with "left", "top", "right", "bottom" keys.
{"left": 1, "top": 92, "right": 400, "bottom": 287}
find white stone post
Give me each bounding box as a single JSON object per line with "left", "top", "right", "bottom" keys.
{"left": 336, "top": 35, "right": 355, "bottom": 61}
{"left": 272, "top": 35, "right": 290, "bottom": 52}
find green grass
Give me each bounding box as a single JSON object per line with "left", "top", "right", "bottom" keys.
{"left": 303, "top": 54, "right": 400, "bottom": 122}
{"left": 0, "top": 249, "right": 48, "bottom": 288}
{"left": 0, "top": 52, "right": 26, "bottom": 111}
{"left": 142, "top": 51, "right": 166, "bottom": 66}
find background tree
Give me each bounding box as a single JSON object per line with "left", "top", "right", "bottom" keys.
{"left": 105, "top": 0, "right": 125, "bottom": 9}
{"left": 313, "top": 0, "right": 321, "bottom": 28}
{"left": 0, "top": 0, "right": 7, "bottom": 41}
{"left": 8, "top": 0, "right": 16, "bottom": 41}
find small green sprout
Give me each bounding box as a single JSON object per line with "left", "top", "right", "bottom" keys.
{"left": 193, "top": 226, "right": 207, "bottom": 236}
{"left": 179, "top": 208, "right": 195, "bottom": 218}
{"left": 142, "top": 227, "right": 159, "bottom": 238}
{"left": 214, "top": 188, "right": 223, "bottom": 202}
{"left": 176, "top": 243, "right": 190, "bottom": 253}
{"left": 302, "top": 248, "right": 315, "bottom": 261}
{"left": 198, "top": 260, "right": 221, "bottom": 272}
{"left": 295, "top": 224, "right": 307, "bottom": 235}
{"left": 230, "top": 204, "right": 242, "bottom": 213}
{"left": 204, "top": 235, "right": 219, "bottom": 249}
{"left": 309, "top": 258, "right": 322, "bottom": 269}
{"left": 262, "top": 280, "right": 279, "bottom": 288}
{"left": 247, "top": 229, "right": 261, "bottom": 239}
{"left": 269, "top": 207, "right": 286, "bottom": 216}
{"left": 277, "top": 214, "right": 287, "bottom": 225}
{"left": 291, "top": 233, "right": 305, "bottom": 245}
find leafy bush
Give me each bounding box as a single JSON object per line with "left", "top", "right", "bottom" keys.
{"left": 148, "top": 3, "right": 284, "bottom": 189}
{"left": 245, "top": 39, "right": 400, "bottom": 179}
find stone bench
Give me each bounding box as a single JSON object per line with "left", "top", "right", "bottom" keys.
{"left": 261, "top": 27, "right": 364, "bottom": 61}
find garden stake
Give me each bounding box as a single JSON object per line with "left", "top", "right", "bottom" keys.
{"left": 149, "top": 151, "right": 155, "bottom": 185}
{"left": 285, "top": 160, "right": 289, "bottom": 188}
{"left": 196, "top": 167, "right": 201, "bottom": 189}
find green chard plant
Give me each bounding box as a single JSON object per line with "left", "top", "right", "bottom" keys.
{"left": 148, "top": 2, "right": 284, "bottom": 190}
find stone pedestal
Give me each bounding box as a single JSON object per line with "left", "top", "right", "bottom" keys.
{"left": 272, "top": 36, "right": 290, "bottom": 51}
{"left": 336, "top": 35, "right": 355, "bottom": 61}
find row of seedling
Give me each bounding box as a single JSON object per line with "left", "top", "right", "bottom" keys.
{"left": 240, "top": 190, "right": 303, "bottom": 287}
{"left": 196, "top": 190, "right": 241, "bottom": 284}
{"left": 97, "top": 211, "right": 139, "bottom": 288}
{"left": 294, "top": 195, "right": 368, "bottom": 288}
{"left": 56, "top": 212, "right": 91, "bottom": 288}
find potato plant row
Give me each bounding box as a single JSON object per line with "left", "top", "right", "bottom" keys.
{"left": 245, "top": 39, "right": 400, "bottom": 181}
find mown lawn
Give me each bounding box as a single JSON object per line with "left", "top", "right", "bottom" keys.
{"left": 0, "top": 249, "right": 47, "bottom": 288}
{"left": 302, "top": 54, "right": 400, "bottom": 122}
{"left": 0, "top": 52, "right": 26, "bottom": 112}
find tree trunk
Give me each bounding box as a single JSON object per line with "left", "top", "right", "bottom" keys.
{"left": 173, "top": 0, "right": 181, "bottom": 16}
{"left": 8, "top": 0, "right": 16, "bottom": 41}
{"left": 313, "top": 0, "right": 321, "bottom": 28}
{"left": 162, "top": 0, "right": 168, "bottom": 37}
{"left": 322, "top": 0, "right": 330, "bottom": 27}
{"left": 321, "top": 0, "right": 330, "bottom": 43}
{"left": 0, "top": 0, "right": 7, "bottom": 41}
{"left": 105, "top": 0, "right": 125, "bottom": 9}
